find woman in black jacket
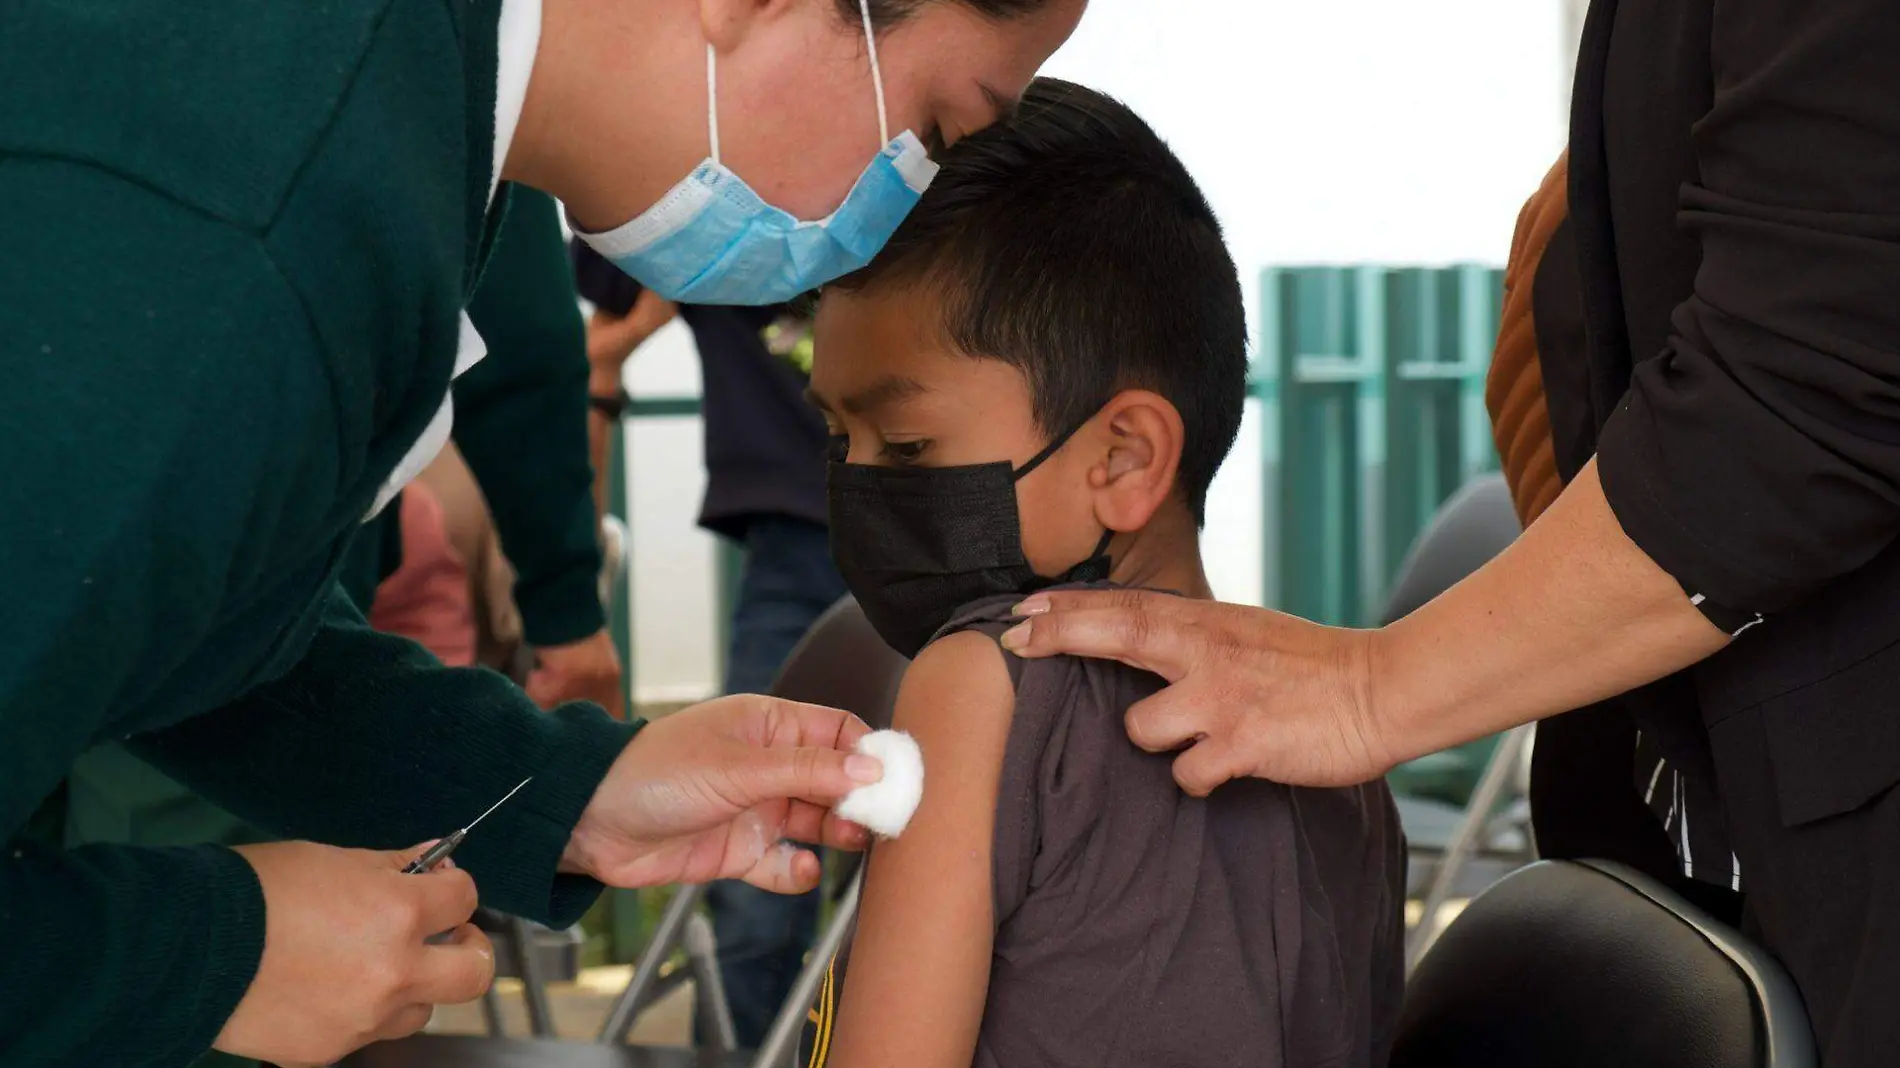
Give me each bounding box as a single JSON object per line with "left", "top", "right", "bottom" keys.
{"left": 1008, "top": 2, "right": 1900, "bottom": 1061}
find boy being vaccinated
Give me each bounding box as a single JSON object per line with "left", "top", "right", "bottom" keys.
{"left": 804, "top": 79, "right": 1406, "bottom": 1068}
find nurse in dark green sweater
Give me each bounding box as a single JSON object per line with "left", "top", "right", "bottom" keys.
{"left": 64, "top": 187, "right": 617, "bottom": 866}
{"left": 0, "top": 1, "right": 1081, "bottom": 1066}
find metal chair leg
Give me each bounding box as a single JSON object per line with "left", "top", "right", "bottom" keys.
{"left": 506, "top": 916, "right": 558, "bottom": 1038}
{"left": 1405, "top": 724, "right": 1534, "bottom": 974}
{"left": 599, "top": 883, "right": 706, "bottom": 1044}
{"left": 479, "top": 985, "right": 507, "bottom": 1037}
{"left": 751, "top": 872, "right": 862, "bottom": 1068}
{"left": 684, "top": 913, "right": 739, "bottom": 1053}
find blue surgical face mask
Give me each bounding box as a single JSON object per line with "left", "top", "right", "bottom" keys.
{"left": 576, "top": 0, "right": 939, "bottom": 306}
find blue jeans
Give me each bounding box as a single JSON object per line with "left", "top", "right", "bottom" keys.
{"left": 706, "top": 516, "right": 848, "bottom": 1048}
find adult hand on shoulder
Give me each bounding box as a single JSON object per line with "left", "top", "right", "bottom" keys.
{"left": 527, "top": 628, "right": 624, "bottom": 717}
{"left": 215, "top": 841, "right": 493, "bottom": 1068}
{"left": 1000, "top": 589, "right": 1395, "bottom": 795}
{"left": 562, "top": 695, "right": 881, "bottom": 894}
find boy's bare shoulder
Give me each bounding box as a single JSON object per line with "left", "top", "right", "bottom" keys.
{"left": 894, "top": 629, "right": 1017, "bottom": 737}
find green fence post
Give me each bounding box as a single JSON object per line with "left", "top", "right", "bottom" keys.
{"left": 1383, "top": 267, "right": 1467, "bottom": 613}
{"left": 1459, "top": 265, "right": 1505, "bottom": 480}
{"left": 713, "top": 538, "right": 746, "bottom": 690}
{"left": 1354, "top": 266, "right": 1391, "bottom": 628}
{"left": 1255, "top": 269, "right": 1286, "bottom": 613}
{"left": 1260, "top": 263, "right": 1509, "bottom": 807}
{"left": 1273, "top": 266, "right": 1370, "bottom": 626}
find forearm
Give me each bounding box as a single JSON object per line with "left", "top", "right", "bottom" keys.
{"left": 132, "top": 584, "right": 639, "bottom": 925}
{"left": 1373, "top": 459, "right": 1728, "bottom": 763}
{"left": 0, "top": 840, "right": 264, "bottom": 1067}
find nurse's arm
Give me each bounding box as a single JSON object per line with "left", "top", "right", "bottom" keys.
{"left": 0, "top": 834, "right": 269, "bottom": 1064}
{"left": 0, "top": 156, "right": 389, "bottom": 1065}
{"left": 130, "top": 581, "right": 639, "bottom": 927}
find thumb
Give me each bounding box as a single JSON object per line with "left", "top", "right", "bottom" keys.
{"left": 725, "top": 743, "right": 883, "bottom": 810}
{"left": 1170, "top": 740, "right": 1241, "bottom": 799}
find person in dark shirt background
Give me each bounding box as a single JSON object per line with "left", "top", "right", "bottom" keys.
{"left": 574, "top": 242, "right": 847, "bottom": 1049}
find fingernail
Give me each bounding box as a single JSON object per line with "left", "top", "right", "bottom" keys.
{"left": 1014, "top": 595, "right": 1052, "bottom": 617}
{"left": 846, "top": 754, "right": 884, "bottom": 784}
{"left": 1000, "top": 620, "right": 1031, "bottom": 651}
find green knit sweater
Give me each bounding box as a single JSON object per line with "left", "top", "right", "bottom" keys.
{"left": 0, "top": 3, "right": 638, "bottom": 1064}
{"left": 340, "top": 186, "right": 604, "bottom": 642}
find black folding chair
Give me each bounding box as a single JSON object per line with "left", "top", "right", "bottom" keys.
{"left": 579, "top": 597, "right": 903, "bottom": 1066}
{"left": 1376, "top": 475, "right": 1538, "bottom": 965}
{"left": 1393, "top": 859, "right": 1816, "bottom": 1068}
{"left": 747, "top": 597, "right": 907, "bottom": 1068}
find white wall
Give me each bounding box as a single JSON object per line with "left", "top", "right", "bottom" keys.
{"left": 620, "top": 0, "right": 1574, "bottom": 702}
{"left": 617, "top": 320, "right": 729, "bottom": 704}
{"left": 1041, "top": 0, "right": 1571, "bottom": 607}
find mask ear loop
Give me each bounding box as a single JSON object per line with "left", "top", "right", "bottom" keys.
{"left": 705, "top": 44, "right": 722, "bottom": 165}
{"left": 857, "top": 0, "right": 891, "bottom": 148}
{"left": 1012, "top": 418, "right": 1093, "bottom": 481}
{"left": 1012, "top": 417, "right": 1118, "bottom": 580}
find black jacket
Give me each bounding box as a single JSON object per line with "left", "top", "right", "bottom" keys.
{"left": 1542, "top": 0, "right": 1900, "bottom": 869}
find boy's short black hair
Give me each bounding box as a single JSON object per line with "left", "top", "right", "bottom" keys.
{"left": 830, "top": 78, "right": 1247, "bottom": 523}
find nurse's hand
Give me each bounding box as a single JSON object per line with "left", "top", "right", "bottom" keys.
{"left": 562, "top": 695, "right": 881, "bottom": 893}
{"left": 527, "top": 628, "right": 625, "bottom": 717}
{"left": 1000, "top": 589, "right": 1393, "bottom": 795}
{"left": 215, "top": 841, "right": 494, "bottom": 1067}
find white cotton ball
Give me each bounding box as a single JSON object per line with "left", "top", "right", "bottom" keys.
{"left": 836, "top": 730, "right": 925, "bottom": 838}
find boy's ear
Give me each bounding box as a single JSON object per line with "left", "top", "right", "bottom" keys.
{"left": 1088, "top": 389, "right": 1185, "bottom": 534}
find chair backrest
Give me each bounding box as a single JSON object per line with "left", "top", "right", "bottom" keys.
{"left": 1381, "top": 474, "right": 1521, "bottom": 625}
{"left": 769, "top": 596, "right": 908, "bottom": 731}
{"left": 1392, "top": 859, "right": 1816, "bottom": 1068}
{"left": 747, "top": 599, "right": 905, "bottom": 1068}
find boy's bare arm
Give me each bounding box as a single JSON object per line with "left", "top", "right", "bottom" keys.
{"left": 825, "top": 631, "right": 1016, "bottom": 1068}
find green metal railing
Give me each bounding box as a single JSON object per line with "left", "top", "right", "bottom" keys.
{"left": 1259, "top": 264, "right": 1503, "bottom": 628}
{"left": 605, "top": 396, "right": 741, "bottom": 725}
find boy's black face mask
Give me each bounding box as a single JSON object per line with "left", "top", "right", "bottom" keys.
{"left": 826, "top": 426, "right": 1114, "bottom": 659}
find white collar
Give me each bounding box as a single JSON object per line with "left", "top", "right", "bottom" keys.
{"left": 491, "top": 0, "right": 542, "bottom": 204}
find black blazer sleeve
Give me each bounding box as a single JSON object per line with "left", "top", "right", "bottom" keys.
{"left": 1595, "top": 0, "right": 1900, "bottom": 615}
